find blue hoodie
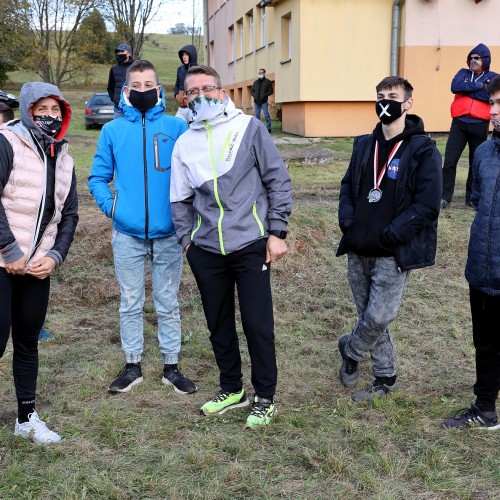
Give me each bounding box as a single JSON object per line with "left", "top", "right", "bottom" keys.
{"left": 88, "top": 86, "right": 188, "bottom": 239}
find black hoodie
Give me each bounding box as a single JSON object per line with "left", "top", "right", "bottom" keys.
{"left": 174, "top": 45, "right": 198, "bottom": 97}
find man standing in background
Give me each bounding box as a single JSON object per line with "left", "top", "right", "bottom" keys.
{"left": 107, "top": 43, "right": 134, "bottom": 119}
{"left": 251, "top": 68, "right": 273, "bottom": 133}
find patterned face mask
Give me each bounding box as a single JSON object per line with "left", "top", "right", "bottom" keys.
{"left": 188, "top": 94, "right": 226, "bottom": 123}
{"left": 33, "top": 115, "right": 62, "bottom": 136}
{"left": 491, "top": 117, "right": 500, "bottom": 132}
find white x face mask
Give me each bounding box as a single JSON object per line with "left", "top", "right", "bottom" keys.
{"left": 375, "top": 98, "right": 407, "bottom": 125}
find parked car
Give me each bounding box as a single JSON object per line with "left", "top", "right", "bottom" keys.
{"left": 0, "top": 89, "right": 19, "bottom": 109}
{"left": 85, "top": 92, "right": 114, "bottom": 129}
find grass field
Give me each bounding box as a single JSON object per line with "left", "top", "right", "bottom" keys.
{"left": 1, "top": 46, "right": 499, "bottom": 497}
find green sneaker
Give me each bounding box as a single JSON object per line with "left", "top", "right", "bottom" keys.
{"left": 245, "top": 395, "right": 277, "bottom": 429}
{"left": 200, "top": 389, "right": 249, "bottom": 416}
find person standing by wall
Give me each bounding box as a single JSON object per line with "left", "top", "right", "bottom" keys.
{"left": 441, "top": 44, "right": 497, "bottom": 208}
{"left": 251, "top": 68, "right": 273, "bottom": 133}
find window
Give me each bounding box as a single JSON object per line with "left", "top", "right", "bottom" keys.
{"left": 281, "top": 13, "right": 292, "bottom": 62}
{"left": 237, "top": 18, "right": 244, "bottom": 58}
{"left": 248, "top": 12, "right": 254, "bottom": 53}
{"left": 228, "top": 25, "right": 235, "bottom": 62}
{"left": 260, "top": 7, "right": 267, "bottom": 47}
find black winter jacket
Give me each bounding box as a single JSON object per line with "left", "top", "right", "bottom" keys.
{"left": 337, "top": 115, "right": 442, "bottom": 272}
{"left": 174, "top": 45, "right": 198, "bottom": 96}
{"left": 107, "top": 58, "right": 135, "bottom": 107}
{"left": 251, "top": 77, "right": 273, "bottom": 104}
{"left": 465, "top": 132, "right": 500, "bottom": 295}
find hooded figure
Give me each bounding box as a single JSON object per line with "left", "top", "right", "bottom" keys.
{"left": 174, "top": 44, "right": 198, "bottom": 107}
{"left": 441, "top": 43, "right": 499, "bottom": 207}
{"left": 0, "top": 81, "right": 78, "bottom": 445}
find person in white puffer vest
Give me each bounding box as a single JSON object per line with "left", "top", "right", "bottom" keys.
{"left": 0, "top": 81, "right": 78, "bottom": 445}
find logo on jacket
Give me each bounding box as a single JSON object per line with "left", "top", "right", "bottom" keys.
{"left": 387, "top": 159, "right": 400, "bottom": 180}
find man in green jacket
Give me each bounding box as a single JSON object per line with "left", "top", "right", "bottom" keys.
{"left": 251, "top": 68, "right": 273, "bottom": 133}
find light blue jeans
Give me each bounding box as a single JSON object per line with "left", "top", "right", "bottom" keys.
{"left": 111, "top": 230, "right": 182, "bottom": 365}
{"left": 345, "top": 253, "right": 409, "bottom": 378}
{"left": 255, "top": 102, "right": 271, "bottom": 131}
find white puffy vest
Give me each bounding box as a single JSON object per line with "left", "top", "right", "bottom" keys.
{"left": 0, "top": 128, "right": 74, "bottom": 268}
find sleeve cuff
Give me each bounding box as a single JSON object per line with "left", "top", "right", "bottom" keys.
{"left": 46, "top": 250, "right": 62, "bottom": 267}
{"left": 1, "top": 241, "right": 24, "bottom": 263}
{"left": 180, "top": 235, "right": 192, "bottom": 250}
{"left": 269, "top": 220, "right": 287, "bottom": 232}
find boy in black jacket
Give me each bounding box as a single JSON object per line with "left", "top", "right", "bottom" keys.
{"left": 336, "top": 76, "right": 442, "bottom": 401}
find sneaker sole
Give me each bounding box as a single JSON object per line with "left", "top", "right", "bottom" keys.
{"left": 200, "top": 398, "right": 250, "bottom": 416}
{"left": 162, "top": 377, "right": 197, "bottom": 395}
{"left": 108, "top": 376, "right": 144, "bottom": 393}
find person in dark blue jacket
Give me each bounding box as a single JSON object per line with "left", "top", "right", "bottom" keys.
{"left": 89, "top": 60, "right": 196, "bottom": 396}
{"left": 444, "top": 76, "right": 500, "bottom": 430}
{"left": 174, "top": 44, "right": 197, "bottom": 106}
{"left": 337, "top": 76, "right": 442, "bottom": 402}
{"left": 441, "top": 43, "right": 497, "bottom": 208}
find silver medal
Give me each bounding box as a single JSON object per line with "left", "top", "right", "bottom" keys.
{"left": 368, "top": 188, "right": 383, "bottom": 203}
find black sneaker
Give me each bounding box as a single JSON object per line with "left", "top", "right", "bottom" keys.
{"left": 338, "top": 335, "right": 359, "bottom": 388}
{"left": 351, "top": 379, "right": 398, "bottom": 401}
{"left": 162, "top": 366, "right": 197, "bottom": 395}
{"left": 443, "top": 404, "right": 500, "bottom": 430}
{"left": 108, "top": 363, "right": 143, "bottom": 393}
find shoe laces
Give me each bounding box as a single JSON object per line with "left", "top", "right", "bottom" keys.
{"left": 213, "top": 390, "right": 232, "bottom": 403}
{"left": 27, "top": 413, "right": 54, "bottom": 438}
{"left": 251, "top": 400, "right": 272, "bottom": 417}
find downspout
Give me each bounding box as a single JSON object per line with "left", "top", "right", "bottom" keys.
{"left": 391, "top": 0, "right": 403, "bottom": 76}
{"left": 205, "top": 0, "right": 210, "bottom": 66}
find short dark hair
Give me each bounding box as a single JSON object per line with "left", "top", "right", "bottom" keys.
{"left": 126, "top": 60, "right": 158, "bottom": 85}
{"left": 184, "top": 65, "right": 222, "bottom": 90}
{"left": 376, "top": 76, "right": 413, "bottom": 99}
{"left": 0, "top": 103, "right": 14, "bottom": 123}
{"left": 259, "top": 68, "right": 266, "bottom": 73}
{"left": 487, "top": 75, "right": 500, "bottom": 97}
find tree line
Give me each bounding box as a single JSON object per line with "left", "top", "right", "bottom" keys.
{"left": 0, "top": 0, "right": 200, "bottom": 87}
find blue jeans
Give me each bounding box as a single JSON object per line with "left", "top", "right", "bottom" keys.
{"left": 111, "top": 230, "right": 183, "bottom": 364}
{"left": 254, "top": 102, "right": 271, "bottom": 131}
{"left": 345, "top": 253, "right": 409, "bottom": 378}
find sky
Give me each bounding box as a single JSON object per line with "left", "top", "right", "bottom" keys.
{"left": 145, "top": 0, "right": 204, "bottom": 33}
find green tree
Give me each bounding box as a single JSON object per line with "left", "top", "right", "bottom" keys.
{"left": 0, "top": 0, "right": 32, "bottom": 86}
{"left": 76, "top": 8, "right": 112, "bottom": 64}
{"left": 19, "top": 0, "right": 99, "bottom": 86}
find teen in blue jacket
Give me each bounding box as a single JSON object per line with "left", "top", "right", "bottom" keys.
{"left": 89, "top": 60, "right": 196, "bottom": 396}
{"left": 444, "top": 76, "right": 500, "bottom": 430}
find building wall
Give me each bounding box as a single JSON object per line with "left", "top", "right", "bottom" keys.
{"left": 205, "top": 0, "right": 500, "bottom": 137}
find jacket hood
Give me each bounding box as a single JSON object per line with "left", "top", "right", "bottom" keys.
{"left": 178, "top": 45, "right": 198, "bottom": 66}
{"left": 189, "top": 96, "right": 243, "bottom": 130}
{"left": 119, "top": 84, "right": 167, "bottom": 122}
{"left": 19, "top": 81, "right": 71, "bottom": 142}
{"left": 468, "top": 43, "right": 491, "bottom": 72}
{"left": 373, "top": 114, "right": 425, "bottom": 143}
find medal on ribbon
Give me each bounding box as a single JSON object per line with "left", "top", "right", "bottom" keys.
{"left": 368, "top": 140, "right": 403, "bottom": 203}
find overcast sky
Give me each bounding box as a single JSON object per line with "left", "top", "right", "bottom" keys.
{"left": 146, "top": 0, "right": 203, "bottom": 33}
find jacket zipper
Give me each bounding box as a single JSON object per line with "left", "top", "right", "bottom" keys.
{"left": 206, "top": 121, "right": 226, "bottom": 255}
{"left": 142, "top": 114, "right": 149, "bottom": 239}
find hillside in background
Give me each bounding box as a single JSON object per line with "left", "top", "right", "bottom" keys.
{"left": 6, "top": 34, "right": 204, "bottom": 91}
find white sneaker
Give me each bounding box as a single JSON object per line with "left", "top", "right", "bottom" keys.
{"left": 14, "top": 411, "right": 62, "bottom": 445}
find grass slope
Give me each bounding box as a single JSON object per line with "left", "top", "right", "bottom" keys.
{"left": 0, "top": 97, "right": 499, "bottom": 498}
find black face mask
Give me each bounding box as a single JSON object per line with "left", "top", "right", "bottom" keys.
{"left": 116, "top": 53, "right": 128, "bottom": 64}
{"left": 375, "top": 98, "right": 407, "bottom": 125}
{"left": 128, "top": 88, "right": 159, "bottom": 112}
{"left": 33, "top": 115, "right": 63, "bottom": 136}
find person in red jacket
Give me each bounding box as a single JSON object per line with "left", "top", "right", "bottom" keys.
{"left": 441, "top": 44, "right": 497, "bottom": 209}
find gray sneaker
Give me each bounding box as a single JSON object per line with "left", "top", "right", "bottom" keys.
{"left": 352, "top": 380, "right": 398, "bottom": 401}
{"left": 338, "top": 335, "right": 359, "bottom": 388}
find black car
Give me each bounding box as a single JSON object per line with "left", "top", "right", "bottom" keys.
{"left": 85, "top": 92, "right": 114, "bottom": 129}
{"left": 0, "top": 89, "right": 19, "bottom": 109}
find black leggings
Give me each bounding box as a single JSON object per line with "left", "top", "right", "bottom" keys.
{"left": 0, "top": 268, "right": 50, "bottom": 400}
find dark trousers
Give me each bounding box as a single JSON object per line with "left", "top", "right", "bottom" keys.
{"left": 187, "top": 240, "right": 277, "bottom": 398}
{"left": 442, "top": 118, "right": 489, "bottom": 203}
{"left": 470, "top": 286, "right": 500, "bottom": 406}
{"left": 0, "top": 268, "right": 50, "bottom": 400}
